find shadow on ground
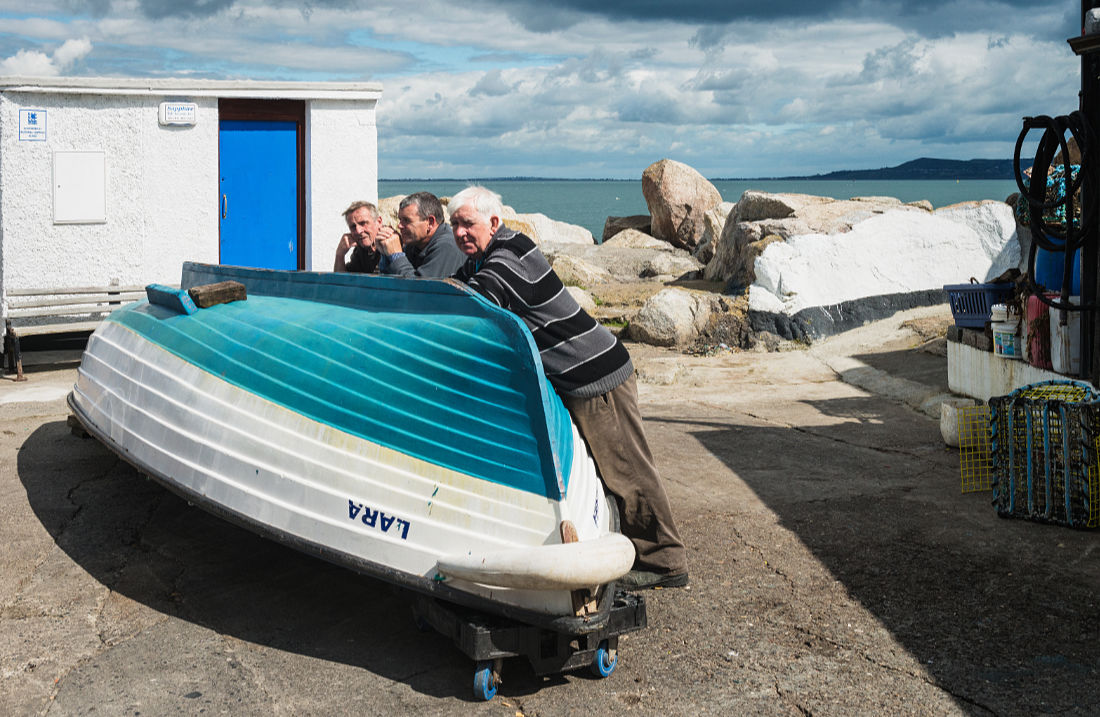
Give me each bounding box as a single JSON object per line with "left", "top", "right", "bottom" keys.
{"left": 16, "top": 420, "right": 563, "bottom": 702}
{"left": 651, "top": 391, "right": 1100, "bottom": 716}
{"left": 852, "top": 347, "right": 951, "bottom": 393}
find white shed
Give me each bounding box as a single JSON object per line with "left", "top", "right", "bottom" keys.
{"left": 0, "top": 76, "right": 382, "bottom": 349}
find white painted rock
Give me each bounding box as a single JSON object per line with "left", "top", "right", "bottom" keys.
{"left": 934, "top": 201, "right": 1019, "bottom": 272}
{"left": 748, "top": 202, "right": 1020, "bottom": 316}
{"left": 705, "top": 194, "right": 911, "bottom": 285}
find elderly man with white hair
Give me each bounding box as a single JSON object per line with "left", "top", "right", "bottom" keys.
{"left": 448, "top": 185, "right": 688, "bottom": 590}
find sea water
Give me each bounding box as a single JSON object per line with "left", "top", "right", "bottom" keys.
{"left": 378, "top": 179, "right": 1020, "bottom": 241}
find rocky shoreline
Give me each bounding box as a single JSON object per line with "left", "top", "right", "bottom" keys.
{"left": 380, "top": 158, "right": 1020, "bottom": 352}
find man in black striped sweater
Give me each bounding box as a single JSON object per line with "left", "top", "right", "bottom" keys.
{"left": 449, "top": 186, "right": 688, "bottom": 590}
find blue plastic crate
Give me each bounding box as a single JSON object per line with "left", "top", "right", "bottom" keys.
{"left": 944, "top": 281, "right": 1014, "bottom": 328}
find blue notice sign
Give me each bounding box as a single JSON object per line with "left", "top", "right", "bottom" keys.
{"left": 19, "top": 109, "right": 47, "bottom": 141}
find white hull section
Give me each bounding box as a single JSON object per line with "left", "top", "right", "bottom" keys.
{"left": 71, "top": 321, "right": 623, "bottom": 616}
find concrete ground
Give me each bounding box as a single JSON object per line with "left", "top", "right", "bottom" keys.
{"left": 2, "top": 305, "right": 1098, "bottom": 716}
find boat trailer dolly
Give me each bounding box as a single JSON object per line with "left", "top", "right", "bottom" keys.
{"left": 410, "top": 589, "right": 648, "bottom": 701}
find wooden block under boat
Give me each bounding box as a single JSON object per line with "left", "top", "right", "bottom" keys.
{"left": 67, "top": 413, "right": 90, "bottom": 439}
{"left": 189, "top": 281, "right": 247, "bottom": 308}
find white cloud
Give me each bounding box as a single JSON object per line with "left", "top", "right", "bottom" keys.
{"left": 54, "top": 37, "right": 93, "bottom": 67}
{"left": 0, "top": 49, "right": 58, "bottom": 76}
{"left": 0, "top": 37, "right": 92, "bottom": 76}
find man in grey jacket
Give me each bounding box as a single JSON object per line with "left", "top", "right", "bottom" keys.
{"left": 376, "top": 192, "right": 466, "bottom": 278}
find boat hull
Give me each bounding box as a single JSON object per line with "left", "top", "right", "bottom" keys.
{"left": 69, "top": 266, "right": 631, "bottom": 630}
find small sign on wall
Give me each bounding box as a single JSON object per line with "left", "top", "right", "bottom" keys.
{"left": 53, "top": 151, "right": 107, "bottom": 224}
{"left": 19, "top": 109, "right": 47, "bottom": 141}
{"left": 159, "top": 102, "right": 197, "bottom": 126}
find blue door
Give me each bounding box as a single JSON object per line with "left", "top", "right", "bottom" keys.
{"left": 219, "top": 120, "right": 299, "bottom": 269}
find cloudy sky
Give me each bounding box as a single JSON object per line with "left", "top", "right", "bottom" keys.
{"left": 0, "top": 0, "right": 1085, "bottom": 178}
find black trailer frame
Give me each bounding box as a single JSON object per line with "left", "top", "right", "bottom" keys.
{"left": 411, "top": 589, "right": 648, "bottom": 700}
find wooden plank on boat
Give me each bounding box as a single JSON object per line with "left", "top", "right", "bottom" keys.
{"left": 189, "top": 281, "right": 247, "bottom": 308}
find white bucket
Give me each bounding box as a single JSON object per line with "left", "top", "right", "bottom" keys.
{"left": 992, "top": 319, "right": 1021, "bottom": 359}
{"left": 1050, "top": 300, "right": 1081, "bottom": 374}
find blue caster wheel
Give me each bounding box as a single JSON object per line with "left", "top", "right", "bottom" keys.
{"left": 473, "top": 661, "right": 499, "bottom": 701}
{"left": 591, "top": 639, "right": 618, "bottom": 678}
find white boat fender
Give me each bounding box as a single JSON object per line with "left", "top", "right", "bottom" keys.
{"left": 436, "top": 533, "right": 635, "bottom": 591}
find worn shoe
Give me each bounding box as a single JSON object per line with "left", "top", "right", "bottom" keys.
{"left": 619, "top": 569, "right": 689, "bottom": 590}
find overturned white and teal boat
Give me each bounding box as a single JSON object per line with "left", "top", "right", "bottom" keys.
{"left": 69, "top": 262, "right": 633, "bottom": 631}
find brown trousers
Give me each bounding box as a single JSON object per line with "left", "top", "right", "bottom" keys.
{"left": 563, "top": 374, "right": 687, "bottom": 575}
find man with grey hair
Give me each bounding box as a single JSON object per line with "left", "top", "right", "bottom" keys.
{"left": 448, "top": 185, "right": 688, "bottom": 590}
{"left": 334, "top": 200, "right": 382, "bottom": 273}
{"left": 376, "top": 192, "right": 465, "bottom": 278}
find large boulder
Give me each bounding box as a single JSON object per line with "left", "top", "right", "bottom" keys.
{"left": 603, "top": 215, "right": 652, "bottom": 241}
{"left": 641, "top": 159, "right": 723, "bottom": 251}
{"left": 377, "top": 195, "right": 404, "bottom": 227}
{"left": 515, "top": 212, "right": 594, "bottom": 244}
{"left": 733, "top": 191, "right": 830, "bottom": 222}
{"left": 934, "top": 200, "right": 1019, "bottom": 270}
{"left": 628, "top": 288, "right": 715, "bottom": 347}
{"left": 693, "top": 201, "right": 736, "bottom": 266}
{"left": 747, "top": 200, "right": 1021, "bottom": 335}
{"left": 548, "top": 254, "right": 614, "bottom": 287}
{"left": 602, "top": 228, "right": 670, "bottom": 250}
{"left": 639, "top": 253, "right": 704, "bottom": 280}
{"left": 565, "top": 286, "right": 598, "bottom": 313}
{"left": 705, "top": 192, "right": 928, "bottom": 286}
{"left": 543, "top": 242, "right": 700, "bottom": 282}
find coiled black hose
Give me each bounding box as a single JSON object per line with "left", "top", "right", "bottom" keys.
{"left": 1013, "top": 111, "right": 1097, "bottom": 312}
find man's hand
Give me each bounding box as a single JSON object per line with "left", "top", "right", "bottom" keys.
{"left": 377, "top": 226, "right": 402, "bottom": 257}
{"left": 338, "top": 232, "right": 358, "bottom": 254}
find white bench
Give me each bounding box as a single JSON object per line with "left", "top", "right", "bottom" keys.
{"left": 3, "top": 282, "right": 146, "bottom": 381}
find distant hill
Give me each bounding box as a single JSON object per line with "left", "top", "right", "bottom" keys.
{"left": 777, "top": 158, "right": 1017, "bottom": 181}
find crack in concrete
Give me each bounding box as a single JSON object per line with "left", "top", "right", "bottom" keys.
{"left": 40, "top": 468, "right": 176, "bottom": 710}
{"left": 55, "top": 454, "right": 127, "bottom": 540}
{"left": 790, "top": 629, "right": 1002, "bottom": 717}
{"left": 732, "top": 527, "right": 797, "bottom": 599}
{"left": 742, "top": 411, "right": 927, "bottom": 461}
{"left": 731, "top": 533, "right": 1003, "bottom": 717}
{"left": 0, "top": 459, "right": 120, "bottom": 619}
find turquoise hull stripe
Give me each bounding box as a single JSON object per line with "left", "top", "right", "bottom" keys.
{"left": 106, "top": 264, "right": 573, "bottom": 500}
